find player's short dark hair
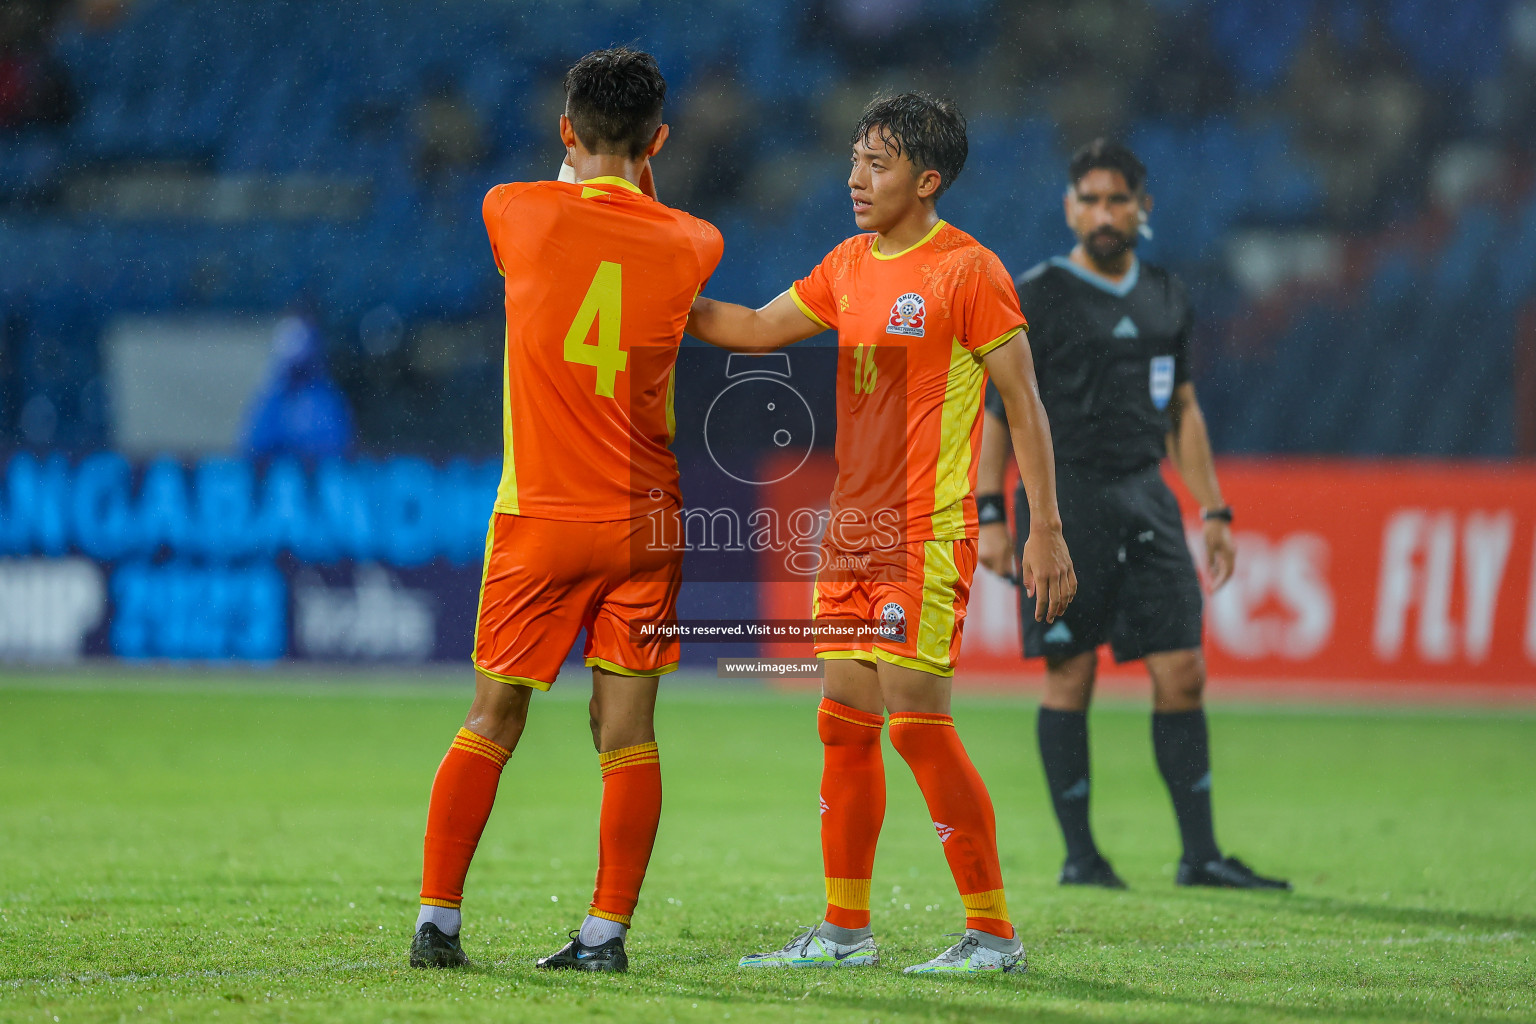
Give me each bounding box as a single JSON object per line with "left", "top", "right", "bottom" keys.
{"left": 1068, "top": 138, "right": 1147, "bottom": 193}
{"left": 563, "top": 47, "right": 666, "bottom": 160}
{"left": 851, "top": 92, "right": 968, "bottom": 199}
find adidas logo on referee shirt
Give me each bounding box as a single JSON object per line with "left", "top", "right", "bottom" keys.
{"left": 1113, "top": 316, "right": 1139, "bottom": 338}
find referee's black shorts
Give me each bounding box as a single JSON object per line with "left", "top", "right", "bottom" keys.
{"left": 1015, "top": 463, "right": 1203, "bottom": 663}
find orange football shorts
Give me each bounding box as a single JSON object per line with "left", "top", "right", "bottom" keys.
{"left": 472, "top": 511, "right": 682, "bottom": 688}
{"left": 811, "top": 537, "right": 977, "bottom": 677}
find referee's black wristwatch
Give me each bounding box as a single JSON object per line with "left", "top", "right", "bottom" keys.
{"left": 1201, "top": 506, "right": 1234, "bottom": 524}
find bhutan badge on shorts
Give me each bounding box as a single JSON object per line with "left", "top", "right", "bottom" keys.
{"left": 878, "top": 601, "right": 908, "bottom": 643}
{"left": 886, "top": 293, "right": 926, "bottom": 337}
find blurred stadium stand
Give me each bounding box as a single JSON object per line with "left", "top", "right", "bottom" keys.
{"left": 0, "top": 0, "right": 1532, "bottom": 456}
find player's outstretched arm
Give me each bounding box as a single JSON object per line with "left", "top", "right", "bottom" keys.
{"left": 1167, "top": 382, "right": 1234, "bottom": 590}
{"left": 983, "top": 333, "right": 1076, "bottom": 623}
{"left": 687, "top": 290, "right": 825, "bottom": 353}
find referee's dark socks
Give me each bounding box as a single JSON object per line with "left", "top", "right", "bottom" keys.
{"left": 1152, "top": 709, "right": 1222, "bottom": 865}
{"left": 1036, "top": 708, "right": 1099, "bottom": 862}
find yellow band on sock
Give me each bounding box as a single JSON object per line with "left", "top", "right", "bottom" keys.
{"left": 599, "top": 741, "right": 660, "bottom": 776}
{"left": 587, "top": 906, "right": 633, "bottom": 926}
{"left": 888, "top": 712, "right": 955, "bottom": 728}
{"left": 451, "top": 728, "right": 511, "bottom": 768}
{"left": 825, "top": 877, "right": 872, "bottom": 912}
{"left": 420, "top": 897, "right": 461, "bottom": 909}
{"left": 960, "top": 888, "right": 1009, "bottom": 923}
{"left": 818, "top": 700, "right": 885, "bottom": 730}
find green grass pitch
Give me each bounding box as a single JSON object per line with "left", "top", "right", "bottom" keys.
{"left": 2, "top": 672, "right": 1533, "bottom": 1023}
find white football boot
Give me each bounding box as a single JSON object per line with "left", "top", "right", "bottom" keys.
{"left": 903, "top": 929, "right": 1026, "bottom": 974}
{"left": 737, "top": 923, "right": 879, "bottom": 967}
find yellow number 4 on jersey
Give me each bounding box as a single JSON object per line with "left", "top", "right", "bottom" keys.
{"left": 563, "top": 260, "right": 626, "bottom": 398}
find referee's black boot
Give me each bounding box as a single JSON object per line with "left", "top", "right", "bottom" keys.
{"left": 409, "top": 922, "right": 469, "bottom": 968}
{"left": 1059, "top": 853, "right": 1128, "bottom": 889}
{"left": 1177, "top": 855, "right": 1291, "bottom": 891}
{"left": 536, "top": 929, "right": 629, "bottom": 972}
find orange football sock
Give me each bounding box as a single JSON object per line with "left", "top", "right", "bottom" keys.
{"left": 420, "top": 728, "right": 511, "bottom": 909}
{"left": 818, "top": 698, "right": 886, "bottom": 931}
{"left": 888, "top": 713, "right": 1012, "bottom": 939}
{"left": 589, "top": 742, "right": 662, "bottom": 926}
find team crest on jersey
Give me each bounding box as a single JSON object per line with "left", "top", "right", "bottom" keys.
{"left": 878, "top": 601, "right": 907, "bottom": 643}
{"left": 1149, "top": 355, "right": 1175, "bottom": 410}
{"left": 886, "top": 292, "right": 926, "bottom": 337}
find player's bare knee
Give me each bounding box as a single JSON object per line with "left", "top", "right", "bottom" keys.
{"left": 1148, "top": 649, "right": 1206, "bottom": 711}
{"left": 1043, "top": 651, "right": 1096, "bottom": 711}
{"left": 465, "top": 676, "right": 532, "bottom": 750}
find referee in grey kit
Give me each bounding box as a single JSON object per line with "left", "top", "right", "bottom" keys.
{"left": 978, "top": 139, "right": 1288, "bottom": 890}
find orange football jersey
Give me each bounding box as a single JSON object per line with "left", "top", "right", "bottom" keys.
{"left": 791, "top": 221, "right": 1025, "bottom": 547}
{"left": 483, "top": 176, "right": 723, "bottom": 521}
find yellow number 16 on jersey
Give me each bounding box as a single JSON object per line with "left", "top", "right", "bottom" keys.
{"left": 563, "top": 260, "right": 626, "bottom": 398}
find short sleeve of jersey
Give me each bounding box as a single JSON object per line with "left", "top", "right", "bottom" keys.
{"left": 959, "top": 248, "right": 1028, "bottom": 358}
{"left": 1171, "top": 273, "right": 1193, "bottom": 385}
{"left": 789, "top": 242, "right": 849, "bottom": 331}
{"left": 482, "top": 182, "right": 538, "bottom": 278}
{"left": 685, "top": 214, "right": 725, "bottom": 290}
{"left": 482, "top": 186, "right": 508, "bottom": 276}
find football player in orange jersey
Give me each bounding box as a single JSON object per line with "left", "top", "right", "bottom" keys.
{"left": 687, "top": 93, "right": 1075, "bottom": 974}
{"left": 409, "top": 48, "right": 723, "bottom": 974}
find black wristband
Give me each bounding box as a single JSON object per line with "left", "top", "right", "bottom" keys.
{"left": 976, "top": 493, "right": 1007, "bottom": 526}
{"left": 1201, "top": 506, "right": 1234, "bottom": 524}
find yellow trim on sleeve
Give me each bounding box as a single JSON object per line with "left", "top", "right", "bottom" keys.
{"left": 789, "top": 284, "right": 834, "bottom": 331}
{"left": 474, "top": 663, "right": 554, "bottom": 691}
{"left": 585, "top": 657, "right": 679, "bottom": 678}
{"left": 972, "top": 325, "right": 1023, "bottom": 359}
{"left": 871, "top": 220, "right": 947, "bottom": 260}
{"left": 873, "top": 646, "right": 955, "bottom": 677}
{"left": 578, "top": 174, "right": 644, "bottom": 194}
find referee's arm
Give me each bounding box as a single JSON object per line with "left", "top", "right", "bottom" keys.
{"left": 982, "top": 333, "right": 1076, "bottom": 623}
{"left": 1166, "top": 382, "right": 1235, "bottom": 590}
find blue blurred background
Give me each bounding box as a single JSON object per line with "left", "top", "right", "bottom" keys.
{"left": 2, "top": 0, "right": 1535, "bottom": 667}
{"left": 2, "top": 0, "right": 1533, "bottom": 458}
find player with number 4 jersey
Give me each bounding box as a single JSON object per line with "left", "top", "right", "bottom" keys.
{"left": 409, "top": 47, "right": 721, "bottom": 976}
